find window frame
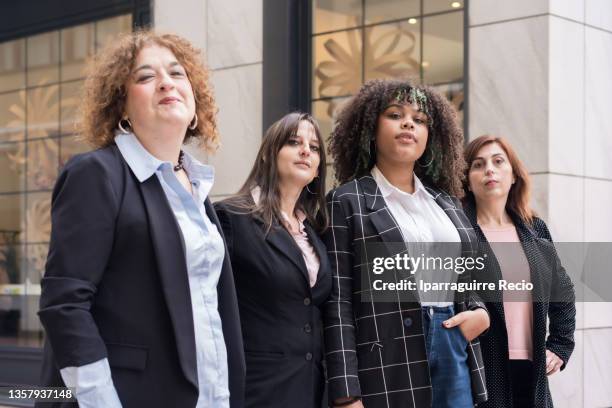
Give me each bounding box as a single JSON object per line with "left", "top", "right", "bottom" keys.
{"left": 0, "top": 1, "right": 149, "bottom": 395}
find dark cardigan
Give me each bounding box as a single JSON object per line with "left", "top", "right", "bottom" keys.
{"left": 464, "top": 204, "right": 575, "bottom": 408}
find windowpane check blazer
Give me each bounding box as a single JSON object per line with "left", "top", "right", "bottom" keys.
{"left": 322, "top": 174, "right": 488, "bottom": 408}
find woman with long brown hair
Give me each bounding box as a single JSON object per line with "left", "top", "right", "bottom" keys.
{"left": 463, "top": 135, "right": 576, "bottom": 408}
{"left": 214, "top": 112, "right": 331, "bottom": 407}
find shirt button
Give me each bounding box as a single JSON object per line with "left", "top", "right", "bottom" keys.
{"left": 304, "top": 323, "right": 312, "bottom": 333}
{"left": 303, "top": 297, "right": 311, "bottom": 306}
{"left": 403, "top": 317, "right": 413, "bottom": 328}
{"left": 305, "top": 352, "right": 313, "bottom": 361}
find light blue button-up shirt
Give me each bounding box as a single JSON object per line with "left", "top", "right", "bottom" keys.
{"left": 115, "top": 132, "right": 230, "bottom": 407}
{"left": 59, "top": 133, "right": 230, "bottom": 408}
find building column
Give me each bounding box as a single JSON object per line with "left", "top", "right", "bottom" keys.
{"left": 154, "top": 0, "right": 263, "bottom": 200}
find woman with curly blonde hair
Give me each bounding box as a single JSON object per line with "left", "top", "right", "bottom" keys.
{"left": 38, "top": 31, "right": 245, "bottom": 408}
{"left": 323, "top": 79, "right": 489, "bottom": 408}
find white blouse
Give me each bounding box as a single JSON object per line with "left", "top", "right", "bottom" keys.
{"left": 372, "top": 166, "right": 461, "bottom": 306}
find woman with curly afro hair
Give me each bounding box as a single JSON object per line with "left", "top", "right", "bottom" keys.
{"left": 322, "top": 79, "right": 490, "bottom": 408}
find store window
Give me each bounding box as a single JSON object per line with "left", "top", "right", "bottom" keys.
{"left": 0, "top": 14, "right": 132, "bottom": 348}
{"left": 312, "top": 0, "right": 465, "bottom": 185}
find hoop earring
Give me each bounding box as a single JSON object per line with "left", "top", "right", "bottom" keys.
{"left": 306, "top": 176, "right": 319, "bottom": 195}
{"left": 118, "top": 117, "right": 132, "bottom": 134}
{"left": 417, "top": 147, "right": 434, "bottom": 168}
{"left": 189, "top": 114, "right": 198, "bottom": 130}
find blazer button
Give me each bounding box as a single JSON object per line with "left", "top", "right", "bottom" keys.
{"left": 305, "top": 352, "right": 313, "bottom": 361}
{"left": 403, "top": 317, "right": 413, "bottom": 328}
{"left": 304, "top": 297, "right": 311, "bottom": 306}
{"left": 304, "top": 323, "right": 312, "bottom": 333}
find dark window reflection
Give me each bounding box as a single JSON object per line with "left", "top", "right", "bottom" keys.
{"left": 0, "top": 14, "right": 131, "bottom": 348}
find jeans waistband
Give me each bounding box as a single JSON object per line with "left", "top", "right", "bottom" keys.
{"left": 422, "top": 305, "right": 455, "bottom": 317}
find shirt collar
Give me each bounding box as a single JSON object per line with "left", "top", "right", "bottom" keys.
{"left": 114, "top": 132, "right": 215, "bottom": 186}
{"left": 371, "top": 165, "right": 433, "bottom": 199}
{"left": 182, "top": 149, "right": 215, "bottom": 187}
{"left": 115, "top": 132, "right": 163, "bottom": 182}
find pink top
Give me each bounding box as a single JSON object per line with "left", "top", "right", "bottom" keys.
{"left": 279, "top": 210, "right": 320, "bottom": 288}
{"left": 481, "top": 226, "right": 534, "bottom": 361}
{"left": 251, "top": 187, "right": 320, "bottom": 287}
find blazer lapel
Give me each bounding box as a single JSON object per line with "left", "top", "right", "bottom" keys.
{"left": 304, "top": 222, "right": 330, "bottom": 286}
{"left": 425, "top": 187, "right": 478, "bottom": 284}
{"left": 204, "top": 199, "right": 246, "bottom": 404}
{"left": 512, "top": 216, "right": 551, "bottom": 304}
{"left": 425, "top": 186, "right": 473, "bottom": 250}
{"left": 240, "top": 194, "right": 310, "bottom": 285}
{"left": 359, "top": 175, "right": 405, "bottom": 244}
{"left": 358, "top": 174, "right": 420, "bottom": 302}
{"left": 139, "top": 176, "right": 198, "bottom": 390}
{"left": 264, "top": 223, "right": 311, "bottom": 286}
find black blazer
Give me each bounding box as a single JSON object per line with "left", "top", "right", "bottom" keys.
{"left": 465, "top": 204, "right": 575, "bottom": 408}
{"left": 323, "top": 175, "right": 488, "bottom": 408}
{"left": 37, "top": 145, "right": 245, "bottom": 408}
{"left": 215, "top": 200, "right": 332, "bottom": 408}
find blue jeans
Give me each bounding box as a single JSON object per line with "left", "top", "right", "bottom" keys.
{"left": 421, "top": 305, "right": 473, "bottom": 408}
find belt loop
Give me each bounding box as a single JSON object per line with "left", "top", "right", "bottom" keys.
{"left": 428, "top": 306, "right": 434, "bottom": 318}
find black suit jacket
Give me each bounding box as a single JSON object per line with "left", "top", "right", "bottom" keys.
{"left": 464, "top": 204, "right": 575, "bottom": 408}
{"left": 37, "top": 145, "right": 245, "bottom": 407}
{"left": 215, "top": 200, "right": 332, "bottom": 408}
{"left": 323, "top": 175, "right": 488, "bottom": 408}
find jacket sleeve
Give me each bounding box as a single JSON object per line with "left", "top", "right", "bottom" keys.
{"left": 452, "top": 196, "right": 489, "bottom": 322}
{"left": 534, "top": 218, "right": 576, "bottom": 370}
{"left": 214, "top": 202, "right": 234, "bottom": 255}
{"left": 322, "top": 189, "right": 361, "bottom": 402}
{"left": 38, "top": 154, "right": 119, "bottom": 369}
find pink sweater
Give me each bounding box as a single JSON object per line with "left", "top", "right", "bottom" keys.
{"left": 482, "top": 226, "right": 534, "bottom": 361}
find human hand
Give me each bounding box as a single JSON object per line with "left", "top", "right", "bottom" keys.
{"left": 443, "top": 309, "right": 490, "bottom": 341}
{"left": 546, "top": 350, "right": 563, "bottom": 376}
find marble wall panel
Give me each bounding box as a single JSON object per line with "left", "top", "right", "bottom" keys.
{"left": 154, "top": 0, "right": 207, "bottom": 52}
{"left": 469, "top": 16, "right": 549, "bottom": 173}
{"left": 547, "top": 175, "right": 585, "bottom": 242}
{"left": 469, "top": 0, "right": 547, "bottom": 26}
{"left": 208, "top": 64, "right": 262, "bottom": 197}
{"left": 549, "top": 330, "right": 584, "bottom": 408}
{"left": 548, "top": 17, "right": 584, "bottom": 177}
{"left": 583, "top": 328, "right": 612, "bottom": 407}
{"left": 586, "top": 0, "right": 612, "bottom": 32}
{"left": 585, "top": 27, "right": 612, "bottom": 180}
{"left": 207, "top": 0, "right": 262, "bottom": 70}
{"left": 584, "top": 178, "right": 612, "bottom": 242}
{"left": 549, "top": 0, "right": 585, "bottom": 22}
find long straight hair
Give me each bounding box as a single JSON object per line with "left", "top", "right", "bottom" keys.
{"left": 463, "top": 135, "right": 535, "bottom": 225}
{"left": 223, "top": 112, "right": 328, "bottom": 233}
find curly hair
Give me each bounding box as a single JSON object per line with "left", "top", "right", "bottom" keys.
{"left": 79, "top": 30, "right": 218, "bottom": 151}
{"left": 329, "top": 78, "right": 466, "bottom": 197}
